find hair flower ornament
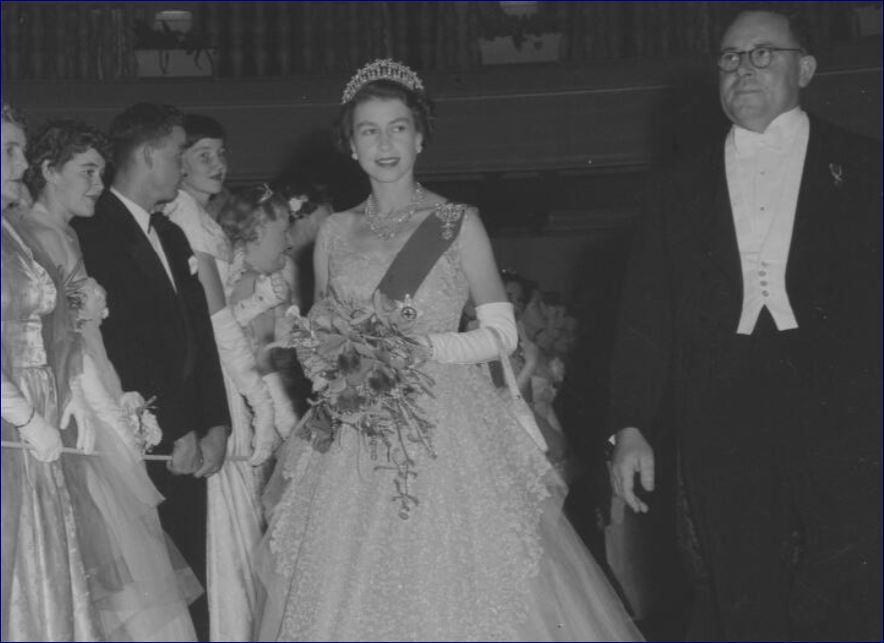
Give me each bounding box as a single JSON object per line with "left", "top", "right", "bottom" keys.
{"left": 288, "top": 195, "right": 306, "bottom": 219}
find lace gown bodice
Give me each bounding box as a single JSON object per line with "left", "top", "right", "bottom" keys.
{"left": 323, "top": 212, "right": 469, "bottom": 335}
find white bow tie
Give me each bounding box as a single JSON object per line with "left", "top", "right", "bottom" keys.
{"left": 734, "top": 126, "right": 787, "bottom": 157}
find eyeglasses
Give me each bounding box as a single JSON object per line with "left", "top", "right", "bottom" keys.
{"left": 717, "top": 46, "right": 805, "bottom": 72}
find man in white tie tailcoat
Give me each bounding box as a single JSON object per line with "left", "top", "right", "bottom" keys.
{"left": 607, "top": 8, "right": 881, "bottom": 640}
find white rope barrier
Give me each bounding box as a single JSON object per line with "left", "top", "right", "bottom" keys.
{"left": 1, "top": 440, "right": 252, "bottom": 462}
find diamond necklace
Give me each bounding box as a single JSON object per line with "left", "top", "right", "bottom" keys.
{"left": 364, "top": 183, "right": 425, "bottom": 240}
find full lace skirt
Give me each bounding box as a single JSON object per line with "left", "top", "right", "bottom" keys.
{"left": 255, "top": 362, "right": 642, "bottom": 641}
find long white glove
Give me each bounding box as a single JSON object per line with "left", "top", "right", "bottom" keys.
{"left": 211, "top": 307, "right": 277, "bottom": 466}
{"left": 77, "top": 352, "right": 144, "bottom": 454}
{"left": 262, "top": 372, "right": 298, "bottom": 441}
{"left": 62, "top": 374, "right": 97, "bottom": 454}
{"left": 232, "top": 271, "right": 289, "bottom": 326}
{"left": 2, "top": 375, "right": 63, "bottom": 462}
{"left": 427, "top": 301, "right": 518, "bottom": 364}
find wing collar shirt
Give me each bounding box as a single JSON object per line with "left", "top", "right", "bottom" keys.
{"left": 725, "top": 106, "right": 809, "bottom": 335}
{"left": 111, "top": 187, "right": 177, "bottom": 291}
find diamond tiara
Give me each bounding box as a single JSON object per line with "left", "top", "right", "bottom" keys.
{"left": 341, "top": 59, "right": 425, "bottom": 105}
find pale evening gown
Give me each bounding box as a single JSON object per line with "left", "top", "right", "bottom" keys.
{"left": 12, "top": 203, "right": 203, "bottom": 641}
{"left": 254, "top": 212, "right": 643, "bottom": 641}
{"left": 1, "top": 215, "right": 102, "bottom": 641}
{"left": 168, "top": 189, "right": 266, "bottom": 641}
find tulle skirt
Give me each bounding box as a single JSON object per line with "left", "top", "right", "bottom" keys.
{"left": 254, "top": 362, "right": 642, "bottom": 641}
{"left": 72, "top": 333, "right": 203, "bottom": 641}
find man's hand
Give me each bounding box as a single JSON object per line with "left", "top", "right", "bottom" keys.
{"left": 195, "top": 425, "right": 229, "bottom": 478}
{"left": 168, "top": 430, "right": 202, "bottom": 475}
{"left": 610, "top": 426, "right": 655, "bottom": 514}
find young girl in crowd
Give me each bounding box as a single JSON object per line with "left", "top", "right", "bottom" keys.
{"left": 165, "top": 115, "right": 296, "bottom": 641}
{"left": 218, "top": 184, "right": 296, "bottom": 351}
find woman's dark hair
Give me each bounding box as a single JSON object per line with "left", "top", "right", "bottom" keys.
{"left": 218, "top": 184, "right": 289, "bottom": 247}
{"left": 24, "top": 120, "right": 110, "bottom": 197}
{"left": 183, "top": 113, "right": 226, "bottom": 149}
{"left": 334, "top": 79, "right": 435, "bottom": 155}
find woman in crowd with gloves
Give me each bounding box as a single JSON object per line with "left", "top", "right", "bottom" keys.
{"left": 0, "top": 101, "right": 100, "bottom": 642}
{"left": 252, "top": 60, "right": 641, "bottom": 641}
{"left": 165, "top": 114, "right": 297, "bottom": 642}
{"left": 2, "top": 107, "right": 200, "bottom": 641}
{"left": 13, "top": 116, "right": 202, "bottom": 641}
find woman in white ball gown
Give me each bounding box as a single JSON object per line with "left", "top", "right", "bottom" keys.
{"left": 254, "top": 60, "right": 643, "bottom": 642}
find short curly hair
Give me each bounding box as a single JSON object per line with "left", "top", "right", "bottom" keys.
{"left": 334, "top": 79, "right": 435, "bottom": 156}
{"left": 24, "top": 120, "right": 109, "bottom": 197}
{"left": 218, "top": 184, "right": 289, "bottom": 247}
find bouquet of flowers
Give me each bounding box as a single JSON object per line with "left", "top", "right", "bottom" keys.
{"left": 280, "top": 290, "right": 435, "bottom": 518}
{"left": 119, "top": 392, "right": 162, "bottom": 455}
{"left": 66, "top": 275, "right": 110, "bottom": 331}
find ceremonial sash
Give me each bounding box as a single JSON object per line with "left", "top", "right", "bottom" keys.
{"left": 375, "top": 203, "right": 466, "bottom": 311}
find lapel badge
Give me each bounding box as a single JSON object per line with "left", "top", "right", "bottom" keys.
{"left": 828, "top": 162, "right": 844, "bottom": 188}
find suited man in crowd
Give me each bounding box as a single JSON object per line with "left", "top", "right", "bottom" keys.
{"left": 608, "top": 7, "right": 881, "bottom": 640}
{"left": 74, "top": 103, "right": 231, "bottom": 639}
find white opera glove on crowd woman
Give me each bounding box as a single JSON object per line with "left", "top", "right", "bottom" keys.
{"left": 60, "top": 375, "right": 96, "bottom": 454}
{"left": 211, "top": 306, "right": 278, "bottom": 465}
{"left": 232, "top": 271, "right": 288, "bottom": 326}
{"left": 261, "top": 370, "right": 297, "bottom": 440}
{"left": 1, "top": 374, "right": 63, "bottom": 462}
{"left": 425, "top": 301, "right": 518, "bottom": 363}
{"left": 74, "top": 352, "right": 141, "bottom": 455}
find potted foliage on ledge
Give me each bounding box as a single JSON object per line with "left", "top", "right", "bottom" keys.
{"left": 134, "top": 13, "right": 215, "bottom": 78}
{"left": 477, "top": 2, "right": 562, "bottom": 65}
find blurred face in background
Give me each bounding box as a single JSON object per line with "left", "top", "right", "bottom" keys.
{"left": 287, "top": 202, "right": 332, "bottom": 257}
{"left": 504, "top": 280, "right": 527, "bottom": 317}
{"left": 182, "top": 137, "right": 227, "bottom": 203}
{"left": 2, "top": 121, "right": 29, "bottom": 207}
